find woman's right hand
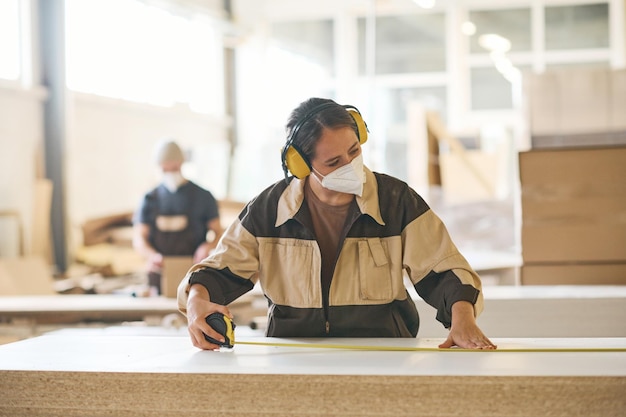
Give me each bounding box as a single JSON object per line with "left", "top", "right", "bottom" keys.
{"left": 186, "top": 284, "right": 233, "bottom": 350}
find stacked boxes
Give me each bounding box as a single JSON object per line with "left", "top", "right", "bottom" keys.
{"left": 519, "top": 146, "right": 626, "bottom": 284}
{"left": 520, "top": 68, "right": 626, "bottom": 284}
{"left": 524, "top": 68, "right": 626, "bottom": 148}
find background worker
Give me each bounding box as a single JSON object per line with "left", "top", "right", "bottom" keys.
{"left": 177, "top": 98, "right": 495, "bottom": 350}
{"left": 133, "top": 139, "right": 223, "bottom": 295}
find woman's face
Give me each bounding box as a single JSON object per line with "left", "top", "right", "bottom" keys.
{"left": 310, "top": 126, "right": 361, "bottom": 176}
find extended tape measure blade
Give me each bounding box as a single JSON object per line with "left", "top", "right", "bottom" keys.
{"left": 233, "top": 339, "right": 626, "bottom": 353}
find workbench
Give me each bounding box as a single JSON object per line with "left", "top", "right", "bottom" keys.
{"left": 248, "top": 285, "right": 626, "bottom": 337}
{"left": 2, "top": 285, "right": 626, "bottom": 342}
{"left": 0, "top": 293, "right": 255, "bottom": 339}
{"left": 0, "top": 294, "right": 179, "bottom": 324}
{"left": 0, "top": 334, "right": 624, "bottom": 416}
{"left": 416, "top": 284, "right": 626, "bottom": 337}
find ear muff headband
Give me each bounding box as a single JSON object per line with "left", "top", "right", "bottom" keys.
{"left": 281, "top": 103, "right": 368, "bottom": 180}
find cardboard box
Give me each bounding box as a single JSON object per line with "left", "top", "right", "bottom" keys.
{"left": 161, "top": 256, "right": 193, "bottom": 298}
{"left": 525, "top": 68, "right": 625, "bottom": 137}
{"left": 610, "top": 69, "right": 626, "bottom": 131}
{"left": 519, "top": 146, "right": 626, "bottom": 263}
{"left": 525, "top": 71, "right": 560, "bottom": 136}
{"left": 521, "top": 263, "right": 626, "bottom": 285}
{"left": 559, "top": 68, "right": 610, "bottom": 135}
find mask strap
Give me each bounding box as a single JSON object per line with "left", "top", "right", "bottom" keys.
{"left": 310, "top": 168, "right": 324, "bottom": 184}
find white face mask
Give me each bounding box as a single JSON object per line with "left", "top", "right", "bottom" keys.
{"left": 312, "top": 154, "right": 365, "bottom": 197}
{"left": 162, "top": 171, "right": 186, "bottom": 192}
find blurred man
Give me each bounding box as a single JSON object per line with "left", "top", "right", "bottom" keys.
{"left": 133, "top": 139, "right": 223, "bottom": 295}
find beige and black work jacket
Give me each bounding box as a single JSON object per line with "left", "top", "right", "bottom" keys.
{"left": 177, "top": 168, "right": 484, "bottom": 337}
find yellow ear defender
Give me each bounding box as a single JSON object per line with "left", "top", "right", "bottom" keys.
{"left": 281, "top": 103, "right": 368, "bottom": 180}
{"left": 346, "top": 107, "right": 368, "bottom": 146}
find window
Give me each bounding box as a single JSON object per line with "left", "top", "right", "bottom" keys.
{"left": 262, "top": 19, "right": 336, "bottom": 124}
{"left": 270, "top": 20, "right": 335, "bottom": 77}
{"left": 545, "top": 3, "right": 609, "bottom": 50}
{"left": 358, "top": 13, "right": 446, "bottom": 75}
{"left": 546, "top": 61, "right": 610, "bottom": 71}
{"left": 65, "top": 0, "right": 223, "bottom": 114}
{"left": 230, "top": 1, "right": 618, "bottom": 201}
{"left": 0, "top": 0, "right": 21, "bottom": 81}
{"left": 469, "top": 8, "right": 531, "bottom": 53}
{"left": 471, "top": 67, "right": 515, "bottom": 110}
{"left": 374, "top": 86, "right": 447, "bottom": 182}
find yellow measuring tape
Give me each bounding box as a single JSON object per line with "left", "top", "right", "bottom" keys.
{"left": 212, "top": 314, "right": 626, "bottom": 353}
{"left": 234, "top": 340, "right": 626, "bottom": 353}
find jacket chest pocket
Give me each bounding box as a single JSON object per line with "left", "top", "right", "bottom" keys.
{"left": 357, "top": 238, "right": 393, "bottom": 301}
{"left": 260, "top": 241, "right": 320, "bottom": 308}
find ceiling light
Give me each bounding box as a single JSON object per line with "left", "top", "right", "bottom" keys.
{"left": 478, "top": 33, "right": 511, "bottom": 53}
{"left": 461, "top": 21, "right": 476, "bottom": 36}
{"left": 413, "top": 0, "right": 435, "bottom": 9}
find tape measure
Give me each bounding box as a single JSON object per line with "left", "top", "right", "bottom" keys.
{"left": 234, "top": 340, "right": 626, "bottom": 353}
{"left": 204, "top": 313, "right": 626, "bottom": 353}
{"left": 204, "top": 312, "right": 236, "bottom": 348}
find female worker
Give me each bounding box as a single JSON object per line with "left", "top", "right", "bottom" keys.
{"left": 178, "top": 97, "right": 495, "bottom": 351}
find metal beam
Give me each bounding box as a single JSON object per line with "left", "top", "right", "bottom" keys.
{"left": 38, "top": 0, "right": 68, "bottom": 273}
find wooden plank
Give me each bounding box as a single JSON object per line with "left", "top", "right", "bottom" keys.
{"left": 0, "top": 293, "right": 252, "bottom": 325}
{"left": 0, "top": 335, "right": 624, "bottom": 417}
{"left": 30, "top": 179, "right": 53, "bottom": 262}
{"left": 161, "top": 256, "right": 193, "bottom": 298}
{"left": 0, "top": 210, "right": 24, "bottom": 256}
{"left": 0, "top": 256, "right": 55, "bottom": 295}
{"left": 1, "top": 372, "right": 624, "bottom": 417}
{"left": 426, "top": 111, "right": 493, "bottom": 194}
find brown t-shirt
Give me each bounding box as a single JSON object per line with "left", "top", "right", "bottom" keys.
{"left": 304, "top": 182, "right": 356, "bottom": 309}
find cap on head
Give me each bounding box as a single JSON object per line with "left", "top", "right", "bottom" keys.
{"left": 154, "top": 139, "right": 184, "bottom": 166}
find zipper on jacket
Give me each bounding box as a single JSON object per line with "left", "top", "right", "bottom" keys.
{"left": 322, "top": 204, "right": 361, "bottom": 337}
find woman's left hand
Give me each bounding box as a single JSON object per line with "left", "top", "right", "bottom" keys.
{"left": 439, "top": 301, "right": 497, "bottom": 349}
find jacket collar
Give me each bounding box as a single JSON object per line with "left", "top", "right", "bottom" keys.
{"left": 275, "top": 166, "right": 385, "bottom": 227}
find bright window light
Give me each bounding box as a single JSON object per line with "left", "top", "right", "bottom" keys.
{"left": 65, "top": 0, "right": 222, "bottom": 114}
{"left": 0, "top": 0, "right": 21, "bottom": 80}
{"left": 413, "top": 0, "right": 435, "bottom": 9}
{"left": 478, "top": 33, "right": 512, "bottom": 53}
{"left": 263, "top": 45, "right": 329, "bottom": 126}
{"left": 461, "top": 21, "right": 476, "bottom": 36}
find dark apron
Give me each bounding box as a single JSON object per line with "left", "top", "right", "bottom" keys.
{"left": 149, "top": 214, "right": 198, "bottom": 294}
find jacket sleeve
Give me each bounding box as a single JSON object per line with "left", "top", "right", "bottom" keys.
{"left": 414, "top": 269, "right": 480, "bottom": 328}
{"left": 403, "top": 209, "right": 484, "bottom": 328}
{"left": 176, "top": 216, "right": 259, "bottom": 315}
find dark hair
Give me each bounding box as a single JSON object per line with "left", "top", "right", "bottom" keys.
{"left": 285, "top": 98, "right": 358, "bottom": 162}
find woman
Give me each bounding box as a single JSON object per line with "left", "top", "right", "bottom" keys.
{"left": 178, "top": 97, "right": 496, "bottom": 351}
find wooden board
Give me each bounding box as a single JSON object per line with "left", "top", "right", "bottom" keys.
{"left": 0, "top": 335, "right": 624, "bottom": 417}
{"left": 161, "top": 256, "right": 193, "bottom": 298}
{"left": 0, "top": 256, "right": 55, "bottom": 295}
{"left": 0, "top": 294, "right": 179, "bottom": 323}
{"left": 0, "top": 292, "right": 254, "bottom": 327}
{"left": 31, "top": 179, "right": 53, "bottom": 262}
